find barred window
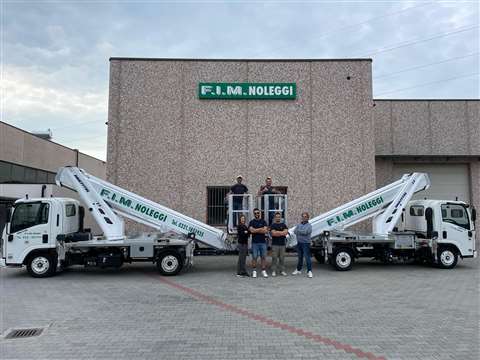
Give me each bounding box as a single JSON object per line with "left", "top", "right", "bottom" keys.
{"left": 206, "top": 186, "right": 229, "bottom": 226}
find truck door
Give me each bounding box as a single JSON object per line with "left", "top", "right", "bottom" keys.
{"left": 439, "top": 203, "right": 475, "bottom": 257}
{"left": 4, "top": 201, "right": 53, "bottom": 265}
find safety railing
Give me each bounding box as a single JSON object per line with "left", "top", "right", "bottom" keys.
{"left": 256, "top": 194, "right": 288, "bottom": 226}
{"left": 227, "top": 194, "right": 254, "bottom": 234}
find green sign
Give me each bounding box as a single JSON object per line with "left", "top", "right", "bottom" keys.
{"left": 198, "top": 82, "right": 296, "bottom": 100}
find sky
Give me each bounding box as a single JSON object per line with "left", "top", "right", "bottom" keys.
{"left": 1, "top": 0, "right": 479, "bottom": 161}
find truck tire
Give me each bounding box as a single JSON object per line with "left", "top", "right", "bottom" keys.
{"left": 26, "top": 253, "right": 57, "bottom": 278}
{"left": 156, "top": 250, "right": 183, "bottom": 276}
{"left": 437, "top": 247, "right": 458, "bottom": 269}
{"left": 332, "top": 248, "right": 354, "bottom": 271}
{"left": 313, "top": 251, "right": 325, "bottom": 264}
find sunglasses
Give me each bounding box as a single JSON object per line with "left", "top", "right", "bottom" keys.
{"left": 254, "top": 212, "right": 260, "bottom": 215}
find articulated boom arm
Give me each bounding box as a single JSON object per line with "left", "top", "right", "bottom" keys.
{"left": 56, "top": 167, "right": 226, "bottom": 249}
{"left": 289, "top": 173, "right": 430, "bottom": 242}
{"left": 56, "top": 167, "right": 125, "bottom": 240}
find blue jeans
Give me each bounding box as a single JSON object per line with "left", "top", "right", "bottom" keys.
{"left": 296, "top": 242, "right": 312, "bottom": 272}
{"left": 252, "top": 242, "right": 267, "bottom": 259}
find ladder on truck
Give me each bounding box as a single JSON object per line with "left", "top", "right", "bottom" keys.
{"left": 288, "top": 173, "right": 430, "bottom": 245}
{"left": 56, "top": 167, "right": 227, "bottom": 250}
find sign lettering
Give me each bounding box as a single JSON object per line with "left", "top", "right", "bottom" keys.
{"left": 198, "top": 83, "right": 296, "bottom": 100}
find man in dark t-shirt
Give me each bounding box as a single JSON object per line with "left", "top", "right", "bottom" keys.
{"left": 230, "top": 175, "right": 248, "bottom": 226}
{"left": 257, "top": 176, "right": 279, "bottom": 225}
{"left": 248, "top": 208, "right": 268, "bottom": 278}
{"left": 270, "top": 212, "right": 288, "bottom": 276}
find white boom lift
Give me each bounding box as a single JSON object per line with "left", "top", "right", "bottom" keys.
{"left": 1, "top": 167, "right": 227, "bottom": 277}
{"left": 289, "top": 173, "right": 476, "bottom": 271}
{"left": 1, "top": 168, "right": 476, "bottom": 277}
{"left": 56, "top": 167, "right": 226, "bottom": 248}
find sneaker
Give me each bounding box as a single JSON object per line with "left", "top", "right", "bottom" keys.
{"left": 280, "top": 271, "right": 288, "bottom": 276}
{"left": 271, "top": 271, "right": 276, "bottom": 277}
{"left": 241, "top": 272, "right": 250, "bottom": 277}
{"left": 252, "top": 270, "right": 257, "bottom": 278}
{"left": 261, "top": 270, "right": 268, "bottom": 278}
{"left": 307, "top": 271, "right": 313, "bottom": 278}
{"left": 236, "top": 273, "right": 244, "bottom": 278}
{"left": 292, "top": 269, "right": 302, "bottom": 275}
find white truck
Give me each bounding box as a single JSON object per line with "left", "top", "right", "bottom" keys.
{"left": 289, "top": 172, "right": 477, "bottom": 270}
{"left": 0, "top": 168, "right": 476, "bottom": 277}
{"left": 1, "top": 167, "right": 229, "bottom": 277}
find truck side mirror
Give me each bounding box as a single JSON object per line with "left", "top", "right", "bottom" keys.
{"left": 425, "top": 207, "right": 433, "bottom": 239}
{"left": 472, "top": 208, "right": 476, "bottom": 222}
{"left": 425, "top": 208, "right": 433, "bottom": 221}
{"left": 4, "top": 207, "right": 12, "bottom": 235}
{"left": 6, "top": 207, "right": 11, "bottom": 223}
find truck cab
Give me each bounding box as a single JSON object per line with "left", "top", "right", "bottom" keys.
{"left": 2, "top": 198, "right": 82, "bottom": 277}
{"left": 404, "top": 200, "right": 476, "bottom": 265}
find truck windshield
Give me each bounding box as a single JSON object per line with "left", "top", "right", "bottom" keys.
{"left": 441, "top": 204, "right": 470, "bottom": 230}
{"left": 10, "top": 203, "right": 50, "bottom": 233}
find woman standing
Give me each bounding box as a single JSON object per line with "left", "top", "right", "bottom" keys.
{"left": 236, "top": 215, "right": 250, "bottom": 277}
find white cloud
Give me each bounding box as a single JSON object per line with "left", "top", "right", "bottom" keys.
{"left": 3, "top": 65, "right": 107, "bottom": 116}
{"left": 2, "top": 0, "right": 478, "bottom": 161}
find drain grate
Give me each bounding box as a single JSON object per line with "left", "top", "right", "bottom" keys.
{"left": 5, "top": 328, "right": 43, "bottom": 339}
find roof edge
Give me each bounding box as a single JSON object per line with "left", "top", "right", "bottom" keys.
{"left": 0, "top": 120, "right": 106, "bottom": 164}
{"left": 373, "top": 99, "right": 479, "bottom": 101}
{"left": 109, "top": 57, "right": 372, "bottom": 62}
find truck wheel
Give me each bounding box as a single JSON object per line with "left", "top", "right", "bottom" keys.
{"left": 26, "top": 253, "right": 57, "bottom": 278}
{"left": 156, "top": 251, "right": 183, "bottom": 276}
{"left": 437, "top": 247, "right": 458, "bottom": 269}
{"left": 332, "top": 248, "right": 354, "bottom": 271}
{"left": 313, "top": 251, "right": 325, "bottom": 264}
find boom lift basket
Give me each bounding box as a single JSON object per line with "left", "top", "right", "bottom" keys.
{"left": 257, "top": 194, "right": 288, "bottom": 226}
{"left": 227, "top": 194, "right": 254, "bottom": 234}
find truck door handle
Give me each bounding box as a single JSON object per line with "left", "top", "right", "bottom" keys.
{"left": 42, "top": 234, "right": 48, "bottom": 243}
{"left": 468, "top": 231, "right": 472, "bottom": 237}
{"left": 442, "top": 231, "right": 447, "bottom": 239}
{"left": 8, "top": 235, "right": 13, "bottom": 242}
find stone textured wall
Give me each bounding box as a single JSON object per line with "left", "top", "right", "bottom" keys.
{"left": 374, "top": 100, "right": 479, "bottom": 156}
{"left": 107, "top": 59, "right": 376, "bottom": 230}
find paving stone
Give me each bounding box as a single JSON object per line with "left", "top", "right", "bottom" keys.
{"left": 0, "top": 256, "right": 478, "bottom": 360}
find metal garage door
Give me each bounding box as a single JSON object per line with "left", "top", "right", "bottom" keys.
{"left": 393, "top": 164, "right": 470, "bottom": 203}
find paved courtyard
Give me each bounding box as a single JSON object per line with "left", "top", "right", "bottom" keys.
{"left": 1, "top": 255, "right": 478, "bottom": 360}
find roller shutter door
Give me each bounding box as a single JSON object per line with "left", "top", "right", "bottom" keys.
{"left": 393, "top": 163, "right": 470, "bottom": 203}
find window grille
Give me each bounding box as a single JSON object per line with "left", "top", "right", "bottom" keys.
{"left": 207, "top": 186, "right": 230, "bottom": 226}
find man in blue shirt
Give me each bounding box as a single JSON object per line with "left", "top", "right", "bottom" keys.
{"left": 292, "top": 212, "right": 313, "bottom": 278}
{"left": 248, "top": 208, "right": 269, "bottom": 278}
{"left": 257, "top": 176, "right": 280, "bottom": 225}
